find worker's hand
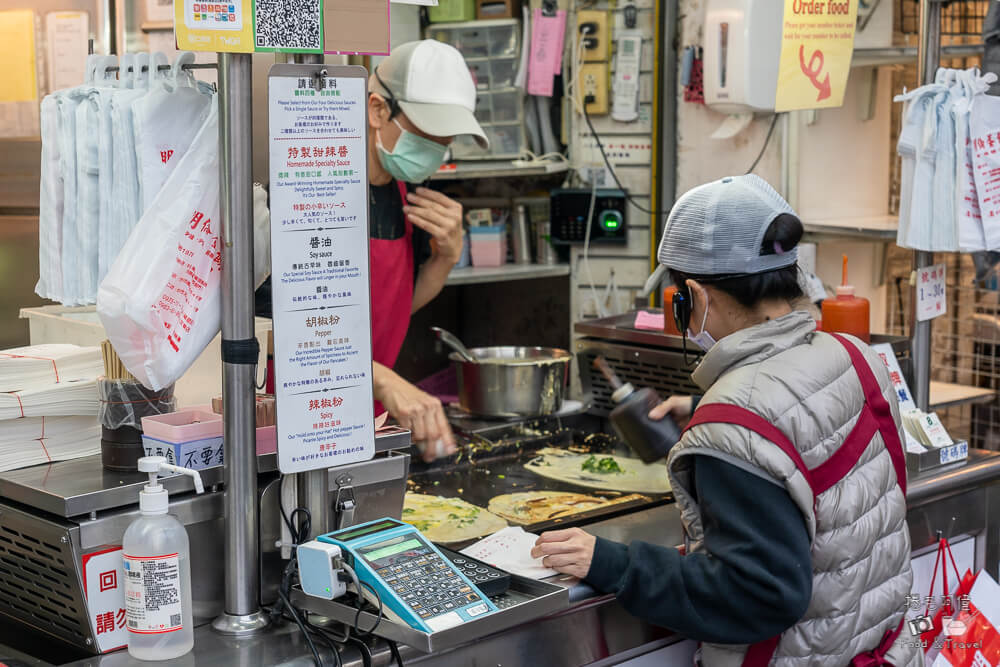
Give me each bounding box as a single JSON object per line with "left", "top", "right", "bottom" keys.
{"left": 404, "top": 187, "right": 464, "bottom": 265}
{"left": 649, "top": 395, "right": 694, "bottom": 422}
{"left": 531, "top": 528, "right": 597, "bottom": 580}
{"left": 376, "top": 370, "right": 457, "bottom": 462}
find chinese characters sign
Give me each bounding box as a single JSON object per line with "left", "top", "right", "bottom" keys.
{"left": 82, "top": 546, "right": 128, "bottom": 653}
{"left": 775, "top": 0, "right": 858, "bottom": 112}
{"left": 268, "top": 65, "right": 374, "bottom": 474}
{"left": 917, "top": 263, "right": 947, "bottom": 322}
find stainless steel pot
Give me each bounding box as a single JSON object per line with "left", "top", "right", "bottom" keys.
{"left": 450, "top": 346, "right": 573, "bottom": 418}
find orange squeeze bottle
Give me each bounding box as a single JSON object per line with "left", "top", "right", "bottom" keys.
{"left": 821, "top": 255, "right": 870, "bottom": 343}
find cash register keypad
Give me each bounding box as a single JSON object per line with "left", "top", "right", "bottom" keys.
{"left": 375, "top": 546, "right": 482, "bottom": 619}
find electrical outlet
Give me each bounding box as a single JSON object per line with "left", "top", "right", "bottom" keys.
{"left": 579, "top": 62, "right": 609, "bottom": 114}
{"left": 577, "top": 10, "right": 609, "bottom": 62}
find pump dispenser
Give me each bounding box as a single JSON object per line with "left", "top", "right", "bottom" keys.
{"left": 123, "top": 457, "right": 203, "bottom": 661}
{"left": 595, "top": 358, "right": 682, "bottom": 463}
{"left": 821, "top": 255, "right": 871, "bottom": 343}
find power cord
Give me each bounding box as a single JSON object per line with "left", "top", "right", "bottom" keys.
{"left": 388, "top": 639, "right": 405, "bottom": 667}
{"left": 581, "top": 105, "right": 670, "bottom": 219}
{"left": 745, "top": 113, "right": 781, "bottom": 174}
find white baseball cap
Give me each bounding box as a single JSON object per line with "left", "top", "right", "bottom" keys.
{"left": 370, "top": 40, "right": 489, "bottom": 149}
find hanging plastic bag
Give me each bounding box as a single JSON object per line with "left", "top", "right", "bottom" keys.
{"left": 896, "top": 80, "right": 947, "bottom": 250}
{"left": 74, "top": 56, "right": 119, "bottom": 303}
{"left": 37, "top": 93, "right": 64, "bottom": 301}
{"left": 969, "top": 78, "right": 1000, "bottom": 249}
{"left": 912, "top": 537, "right": 976, "bottom": 665}
{"left": 955, "top": 69, "right": 987, "bottom": 252}
{"left": 907, "top": 71, "right": 953, "bottom": 250}
{"left": 56, "top": 56, "right": 100, "bottom": 306}
{"left": 131, "top": 51, "right": 214, "bottom": 212}
{"left": 253, "top": 183, "right": 271, "bottom": 289}
{"left": 930, "top": 70, "right": 961, "bottom": 251}
{"left": 108, "top": 52, "right": 159, "bottom": 279}
{"left": 929, "top": 570, "right": 1000, "bottom": 667}
{"left": 97, "top": 102, "right": 221, "bottom": 391}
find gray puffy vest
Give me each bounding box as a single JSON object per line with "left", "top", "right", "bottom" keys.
{"left": 666, "top": 311, "right": 921, "bottom": 667}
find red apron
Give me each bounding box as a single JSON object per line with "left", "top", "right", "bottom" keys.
{"left": 683, "top": 333, "right": 908, "bottom": 667}
{"left": 370, "top": 181, "right": 415, "bottom": 416}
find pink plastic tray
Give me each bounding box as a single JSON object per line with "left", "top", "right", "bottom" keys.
{"left": 141, "top": 407, "right": 223, "bottom": 443}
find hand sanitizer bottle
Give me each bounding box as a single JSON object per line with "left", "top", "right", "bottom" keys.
{"left": 123, "top": 457, "right": 204, "bottom": 661}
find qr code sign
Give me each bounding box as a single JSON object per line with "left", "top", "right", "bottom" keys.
{"left": 254, "top": 0, "right": 321, "bottom": 50}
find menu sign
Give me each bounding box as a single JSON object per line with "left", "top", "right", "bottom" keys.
{"left": 267, "top": 65, "right": 375, "bottom": 474}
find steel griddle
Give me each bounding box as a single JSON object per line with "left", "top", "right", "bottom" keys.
{"left": 407, "top": 416, "right": 672, "bottom": 540}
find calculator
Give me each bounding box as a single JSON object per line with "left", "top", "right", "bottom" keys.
{"left": 436, "top": 546, "right": 511, "bottom": 598}
{"left": 318, "top": 518, "right": 499, "bottom": 632}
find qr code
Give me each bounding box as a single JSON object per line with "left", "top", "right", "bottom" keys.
{"left": 254, "top": 0, "right": 321, "bottom": 50}
{"left": 170, "top": 613, "right": 182, "bottom": 627}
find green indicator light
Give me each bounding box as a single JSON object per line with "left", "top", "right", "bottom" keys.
{"left": 325, "top": 587, "right": 331, "bottom": 592}
{"left": 600, "top": 211, "right": 622, "bottom": 231}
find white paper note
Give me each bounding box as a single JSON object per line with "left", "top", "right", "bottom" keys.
{"left": 461, "top": 527, "right": 559, "bottom": 580}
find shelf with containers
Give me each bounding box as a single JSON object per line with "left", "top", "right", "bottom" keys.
{"left": 426, "top": 19, "right": 527, "bottom": 160}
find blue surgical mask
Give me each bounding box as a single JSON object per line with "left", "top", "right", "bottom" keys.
{"left": 687, "top": 292, "right": 717, "bottom": 352}
{"left": 376, "top": 119, "right": 448, "bottom": 183}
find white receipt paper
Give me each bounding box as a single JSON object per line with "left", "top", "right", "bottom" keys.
{"left": 461, "top": 527, "right": 559, "bottom": 580}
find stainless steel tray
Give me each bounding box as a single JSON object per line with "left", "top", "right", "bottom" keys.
{"left": 907, "top": 439, "right": 970, "bottom": 473}
{"left": 290, "top": 572, "right": 570, "bottom": 653}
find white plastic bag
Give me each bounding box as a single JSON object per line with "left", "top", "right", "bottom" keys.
{"left": 37, "top": 93, "right": 64, "bottom": 301}
{"left": 955, "top": 69, "right": 996, "bottom": 252}
{"left": 98, "top": 102, "right": 221, "bottom": 391}
{"left": 896, "top": 82, "right": 946, "bottom": 249}
{"left": 109, "top": 52, "right": 160, "bottom": 278}
{"left": 969, "top": 88, "right": 1000, "bottom": 249}
{"left": 131, "top": 52, "right": 213, "bottom": 212}
{"left": 930, "top": 70, "right": 961, "bottom": 251}
{"left": 74, "top": 56, "right": 118, "bottom": 303}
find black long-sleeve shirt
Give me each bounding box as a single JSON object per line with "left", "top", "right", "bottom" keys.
{"left": 584, "top": 455, "right": 813, "bottom": 645}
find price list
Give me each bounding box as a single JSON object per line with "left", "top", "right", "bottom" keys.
{"left": 268, "top": 66, "right": 374, "bottom": 473}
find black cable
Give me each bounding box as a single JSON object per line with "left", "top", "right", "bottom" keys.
{"left": 277, "top": 587, "right": 324, "bottom": 667}
{"left": 582, "top": 106, "right": 670, "bottom": 218}
{"left": 353, "top": 580, "right": 383, "bottom": 637}
{"left": 388, "top": 639, "right": 405, "bottom": 667}
{"left": 346, "top": 636, "right": 373, "bottom": 667}
{"left": 745, "top": 113, "right": 782, "bottom": 175}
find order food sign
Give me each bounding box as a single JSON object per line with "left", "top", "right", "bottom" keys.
{"left": 267, "top": 64, "right": 375, "bottom": 474}
{"left": 775, "top": 0, "right": 859, "bottom": 112}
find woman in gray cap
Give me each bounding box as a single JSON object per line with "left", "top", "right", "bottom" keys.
{"left": 532, "top": 175, "right": 919, "bottom": 666}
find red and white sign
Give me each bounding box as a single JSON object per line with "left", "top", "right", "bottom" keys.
{"left": 917, "top": 263, "right": 947, "bottom": 323}
{"left": 82, "top": 546, "right": 128, "bottom": 653}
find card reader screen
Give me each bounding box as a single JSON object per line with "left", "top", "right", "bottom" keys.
{"left": 359, "top": 534, "right": 430, "bottom": 569}
{"left": 329, "top": 519, "right": 402, "bottom": 542}
{"left": 361, "top": 538, "right": 421, "bottom": 562}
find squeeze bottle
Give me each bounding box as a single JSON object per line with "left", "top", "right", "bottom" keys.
{"left": 123, "top": 457, "right": 204, "bottom": 661}
{"left": 595, "top": 358, "right": 682, "bottom": 463}
{"left": 821, "top": 255, "right": 871, "bottom": 343}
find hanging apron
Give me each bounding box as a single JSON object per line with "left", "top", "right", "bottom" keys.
{"left": 683, "top": 333, "right": 908, "bottom": 667}
{"left": 370, "top": 181, "right": 415, "bottom": 416}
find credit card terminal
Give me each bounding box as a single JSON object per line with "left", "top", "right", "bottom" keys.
{"left": 318, "top": 518, "right": 499, "bottom": 632}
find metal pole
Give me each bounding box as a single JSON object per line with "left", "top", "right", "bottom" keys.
{"left": 212, "top": 52, "right": 269, "bottom": 636}
{"left": 291, "top": 53, "right": 330, "bottom": 539}
{"left": 910, "top": 0, "right": 941, "bottom": 411}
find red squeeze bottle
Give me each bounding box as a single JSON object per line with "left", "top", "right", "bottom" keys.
{"left": 821, "top": 255, "right": 870, "bottom": 343}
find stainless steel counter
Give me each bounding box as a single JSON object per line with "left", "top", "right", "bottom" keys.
{"left": 5, "top": 448, "right": 1000, "bottom": 666}
{"left": 0, "top": 428, "right": 411, "bottom": 518}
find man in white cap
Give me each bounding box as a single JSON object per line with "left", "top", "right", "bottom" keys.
{"left": 366, "top": 40, "right": 488, "bottom": 462}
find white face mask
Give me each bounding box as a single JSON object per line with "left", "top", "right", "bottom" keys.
{"left": 687, "top": 291, "right": 717, "bottom": 352}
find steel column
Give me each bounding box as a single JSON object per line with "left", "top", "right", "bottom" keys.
{"left": 212, "top": 52, "right": 269, "bottom": 636}
{"left": 911, "top": 0, "right": 941, "bottom": 411}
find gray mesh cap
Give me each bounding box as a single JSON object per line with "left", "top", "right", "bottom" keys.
{"left": 657, "top": 175, "right": 798, "bottom": 276}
